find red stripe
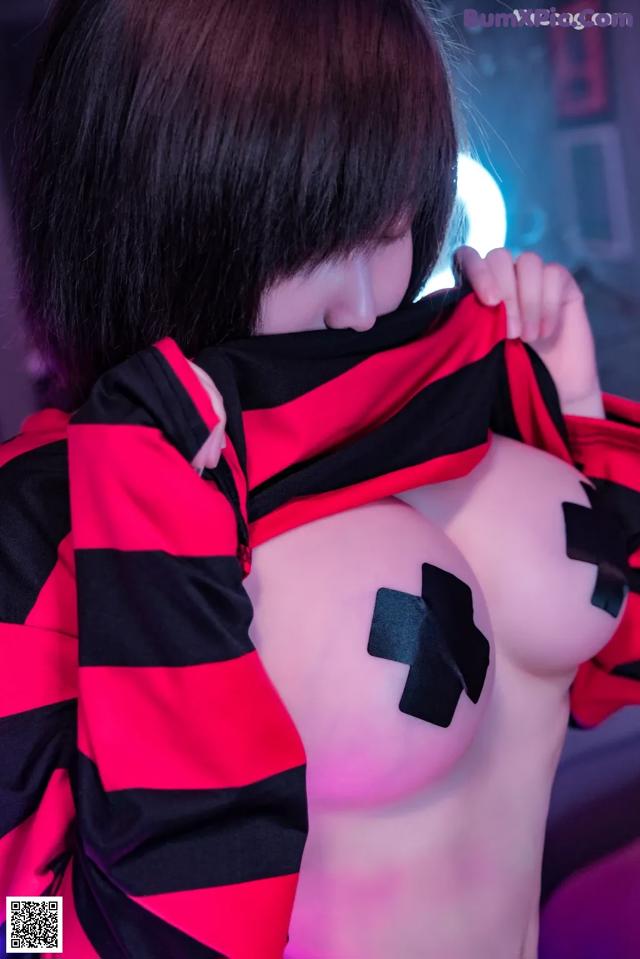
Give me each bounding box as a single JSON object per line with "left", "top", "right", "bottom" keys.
{"left": 0, "top": 409, "right": 69, "bottom": 467}
{"left": 77, "top": 652, "right": 306, "bottom": 790}
{"left": 244, "top": 294, "right": 506, "bottom": 490}
{"left": 68, "top": 424, "right": 237, "bottom": 554}
{"left": 154, "top": 338, "right": 220, "bottom": 434}
{"left": 0, "top": 768, "right": 74, "bottom": 903}
{"left": 132, "top": 872, "right": 300, "bottom": 959}
{"left": 504, "top": 339, "right": 573, "bottom": 464}
{"left": 603, "top": 391, "right": 640, "bottom": 427}
{"left": 571, "top": 591, "right": 640, "bottom": 726}
{"left": 25, "top": 533, "right": 78, "bottom": 638}
{"left": 0, "top": 624, "right": 77, "bottom": 718}
{"left": 20, "top": 407, "right": 71, "bottom": 434}
{"left": 564, "top": 412, "right": 640, "bottom": 491}
{"left": 571, "top": 661, "right": 640, "bottom": 728}
{"left": 250, "top": 443, "right": 489, "bottom": 547}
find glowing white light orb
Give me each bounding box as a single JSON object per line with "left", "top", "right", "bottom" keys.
{"left": 418, "top": 153, "right": 507, "bottom": 298}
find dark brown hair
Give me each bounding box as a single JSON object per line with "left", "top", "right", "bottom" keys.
{"left": 13, "top": 0, "right": 460, "bottom": 408}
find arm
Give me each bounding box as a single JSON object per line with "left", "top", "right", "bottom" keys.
{"left": 0, "top": 414, "right": 77, "bottom": 943}
{"left": 65, "top": 339, "right": 307, "bottom": 957}
{"left": 453, "top": 248, "right": 640, "bottom": 727}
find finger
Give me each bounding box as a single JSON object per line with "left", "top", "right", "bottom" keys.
{"left": 514, "top": 252, "right": 544, "bottom": 342}
{"left": 484, "top": 248, "right": 520, "bottom": 337}
{"left": 190, "top": 362, "right": 227, "bottom": 429}
{"left": 559, "top": 269, "right": 589, "bottom": 340}
{"left": 192, "top": 421, "right": 226, "bottom": 472}
{"left": 207, "top": 422, "right": 227, "bottom": 464}
{"left": 539, "top": 262, "right": 569, "bottom": 341}
{"left": 453, "top": 246, "right": 501, "bottom": 305}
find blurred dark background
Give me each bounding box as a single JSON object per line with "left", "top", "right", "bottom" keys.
{"left": 0, "top": 0, "right": 638, "bottom": 953}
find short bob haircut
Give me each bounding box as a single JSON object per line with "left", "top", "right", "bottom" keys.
{"left": 13, "top": 0, "right": 461, "bottom": 409}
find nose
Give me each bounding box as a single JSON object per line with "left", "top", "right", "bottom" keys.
{"left": 323, "top": 252, "right": 377, "bottom": 332}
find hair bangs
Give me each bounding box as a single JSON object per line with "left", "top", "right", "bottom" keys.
{"left": 14, "top": 0, "right": 459, "bottom": 407}
{"left": 246, "top": 0, "right": 459, "bottom": 291}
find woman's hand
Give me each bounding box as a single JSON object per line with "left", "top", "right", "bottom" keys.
{"left": 188, "top": 360, "right": 228, "bottom": 472}
{"left": 453, "top": 246, "right": 605, "bottom": 419}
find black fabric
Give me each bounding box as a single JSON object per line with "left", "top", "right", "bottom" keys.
{"left": 524, "top": 344, "right": 571, "bottom": 449}
{"left": 249, "top": 347, "right": 503, "bottom": 521}
{"left": 75, "top": 753, "right": 308, "bottom": 895}
{"left": 0, "top": 700, "right": 76, "bottom": 838}
{"left": 590, "top": 478, "right": 640, "bottom": 564}
{"left": 71, "top": 834, "right": 228, "bottom": 959}
{"left": 75, "top": 551, "right": 254, "bottom": 667}
{"left": 199, "top": 285, "right": 468, "bottom": 411}
{"left": 611, "top": 660, "right": 640, "bottom": 681}
{"left": 0, "top": 441, "right": 70, "bottom": 624}
{"left": 72, "top": 348, "right": 211, "bottom": 464}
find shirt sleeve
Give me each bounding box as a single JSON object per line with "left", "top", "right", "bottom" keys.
{"left": 62, "top": 338, "right": 307, "bottom": 958}
{"left": 0, "top": 418, "right": 77, "bottom": 953}
{"left": 564, "top": 392, "right": 640, "bottom": 728}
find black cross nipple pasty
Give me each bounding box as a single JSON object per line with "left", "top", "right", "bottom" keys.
{"left": 367, "top": 562, "right": 490, "bottom": 728}
{"left": 562, "top": 481, "right": 629, "bottom": 618}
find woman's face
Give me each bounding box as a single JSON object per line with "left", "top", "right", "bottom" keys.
{"left": 257, "top": 219, "right": 414, "bottom": 335}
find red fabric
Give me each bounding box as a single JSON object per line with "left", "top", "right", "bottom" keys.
{"left": 564, "top": 394, "right": 640, "bottom": 727}
{"left": 76, "top": 654, "right": 306, "bottom": 792}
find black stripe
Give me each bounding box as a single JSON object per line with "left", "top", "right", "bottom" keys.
{"left": 489, "top": 341, "right": 523, "bottom": 442}
{"left": 590, "top": 478, "right": 640, "bottom": 569}
{"left": 611, "top": 660, "right": 640, "bottom": 681}
{"left": 72, "top": 837, "right": 227, "bottom": 958}
{"left": 71, "top": 347, "right": 210, "bottom": 464}
{"left": 605, "top": 409, "right": 640, "bottom": 429}
{"left": 75, "top": 551, "right": 254, "bottom": 666}
{"left": 205, "top": 455, "right": 250, "bottom": 552}
{"left": 0, "top": 441, "right": 70, "bottom": 623}
{"left": 75, "top": 752, "right": 308, "bottom": 895}
{"left": 488, "top": 343, "right": 570, "bottom": 449}
{"left": 249, "top": 345, "right": 503, "bottom": 523}
{"left": 524, "top": 344, "right": 571, "bottom": 449}
{"left": 0, "top": 700, "right": 76, "bottom": 841}
{"left": 628, "top": 568, "right": 640, "bottom": 593}
{"left": 196, "top": 285, "right": 468, "bottom": 411}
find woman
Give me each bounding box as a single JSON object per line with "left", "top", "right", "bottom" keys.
{"left": 2, "top": 0, "right": 639, "bottom": 957}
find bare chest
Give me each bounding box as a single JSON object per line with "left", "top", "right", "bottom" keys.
{"left": 243, "top": 435, "right": 627, "bottom": 957}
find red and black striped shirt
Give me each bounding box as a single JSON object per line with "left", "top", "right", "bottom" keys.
{"left": 1, "top": 286, "right": 639, "bottom": 957}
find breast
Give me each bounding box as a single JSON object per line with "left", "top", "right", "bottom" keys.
{"left": 397, "top": 434, "right": 629, "bottom": 677}
{"left": 243, "top": 498, "right": 494, "bottom": 811}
